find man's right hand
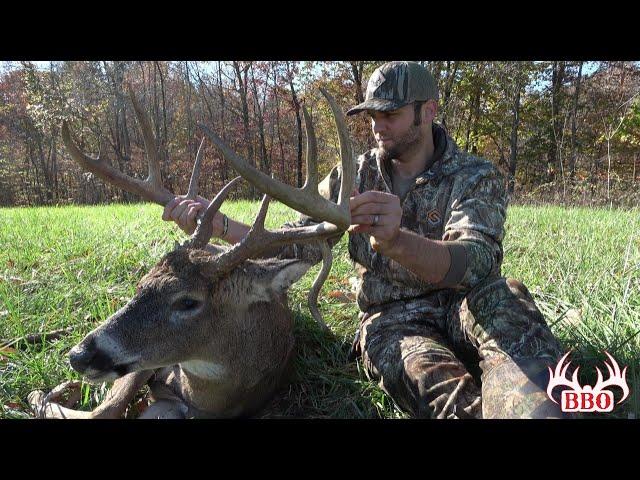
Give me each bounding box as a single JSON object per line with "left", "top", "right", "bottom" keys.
{"left": 162, "top": 195, "right": 208, "bottom": 235}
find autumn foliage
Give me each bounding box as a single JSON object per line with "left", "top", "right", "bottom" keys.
{"left": 0, "top": 61, "right": 638, "bottom": 208}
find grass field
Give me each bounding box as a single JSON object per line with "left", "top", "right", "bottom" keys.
{"left": 1, "top": 201, "right": 638, "bottom": 419}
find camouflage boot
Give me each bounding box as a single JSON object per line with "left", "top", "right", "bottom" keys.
{"left": 448, "top": 276, "right": 570, "bottom": 419}
{"left": 481, "top": 356, "right": 565, "bottom": 418}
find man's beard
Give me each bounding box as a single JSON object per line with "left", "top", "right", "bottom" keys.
{"left": 377, "top": 124, "right": 423, "bottom": 163}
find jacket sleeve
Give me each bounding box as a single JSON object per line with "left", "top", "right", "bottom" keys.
{"left": 439, "top": 167, "right": 507, "bottom": 291}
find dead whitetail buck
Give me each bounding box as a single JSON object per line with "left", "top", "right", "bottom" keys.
{"left": 28, "top": 86, "right": 354, "bottom": 419}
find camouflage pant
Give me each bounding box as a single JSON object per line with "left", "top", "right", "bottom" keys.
{"left": 352, "top": 276, "right": 568, "bottom": 419}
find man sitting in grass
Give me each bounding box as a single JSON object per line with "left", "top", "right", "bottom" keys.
{"left": 164, "top": 61, "right": 569, "bottom": 419}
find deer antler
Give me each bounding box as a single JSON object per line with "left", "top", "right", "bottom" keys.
{"left": 61, "top": 84, "right": 207, "bottom": 207}
{"left": 198, "top": 88, "right": 353, "bottom": 231}
{"left": 63, "top": 85, "right": 354, "bottom": 330}
{"left": 193, "top": 88, "right": 355, "bottom": 329}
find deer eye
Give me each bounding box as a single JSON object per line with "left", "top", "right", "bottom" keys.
{"left": 173, "top": 298, "right": 200, "bottom": 312}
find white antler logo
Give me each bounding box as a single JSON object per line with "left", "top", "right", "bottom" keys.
{"left": 547, "top": 351, "right": 629, "bottom": 413}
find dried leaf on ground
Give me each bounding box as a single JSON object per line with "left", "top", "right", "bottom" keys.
{"left": 0, "top": 346, "right": 17, "bottom": 362}
{"left": 327, "top": 290, "right": 355, "bottom": 303}
{"left": 562, "top": 308, "right": 582, "bottom": 327}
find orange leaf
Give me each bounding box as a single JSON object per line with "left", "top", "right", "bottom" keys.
{"left": 327, "top": 290, "right": 354, "bottom": 303}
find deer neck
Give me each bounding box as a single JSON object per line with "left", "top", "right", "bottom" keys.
{"left": 167, "top": 360, "right": 284, "bottom": 417}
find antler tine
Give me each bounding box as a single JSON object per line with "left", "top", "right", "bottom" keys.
{"left": 186, "top": 137, "right": 206, "bottom": 200}
{"left": 319, "top": 87, "right": 354, "bottom": 212}
{"left": 253, "top": 194, "right": 271, "bottom": 232}
{"left": 209, "top": 211, "right": 341, "bottom": 278}
{"left": 301, "top": 106, "right": 318, "bottom": 193}
{"left": 198, "top": 121, "right": 349, "bottom": 230}
{"left": 61, "top": 121, "right": 174, "bottom": 206}
{"left": 190, "top": 176, "right": 243, "bottom": 249}
{"left": 126, "top": 84, "right": 162, "bottom": 189}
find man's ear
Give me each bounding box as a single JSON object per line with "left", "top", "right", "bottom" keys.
{"left": 424, "top": 99, "right": 438, "bottom": 124}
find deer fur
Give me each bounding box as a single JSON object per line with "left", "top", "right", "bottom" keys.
{"left": 30, "top": 244, "right": 313, "bottom": 418}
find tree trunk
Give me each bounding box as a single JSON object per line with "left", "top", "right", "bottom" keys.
{"left": 285, "top": 61, "right": 303, "bottom": 188}
{"left": 272, "top": 63, "right": 287, "bottom": 183}
{"left": 32, "top": 126, "right": 54, "bottom": 204}
{"left": 441, "top": 61, "right": 459, "bottom": 129}
{"left": 107, "top": 61, "right": 133, "bottom": 201}
{"left": 50, "top": 133, "right": 58, "bottom": 202}
{"left": 464, "top": 85, "right": 481, "bottom": 152}
{"left": 569, "top": 62, "right": 583, "bottom": 179}
{"left": 350, "top": 61, "right": 365, "bottom": 104}
{"left": 216, "top": 62, "right": 229, "bottom": 186}
{"left": 155, "top": 62, "right": 169, "bottom": 191}
{"left": 549, "top": 61, "right": 566, "bottom": 182}
{"left": 250, "top": 64, "right": 270, "bottom": 175}
{"left": 184, "top": 62, "right": 194, "bottom": 165}
{"left": 233, "top": 61, "right": 256, "bottom": 197}
{"left": 430, "top": 61, "right": 443, "bottom": 86}
{"left": 508, "top": 71, "right": 523, "bottom": 195}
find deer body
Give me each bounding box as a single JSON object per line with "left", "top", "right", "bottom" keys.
{"left": 29, "top": 86, "right": 353, "bottom": 419}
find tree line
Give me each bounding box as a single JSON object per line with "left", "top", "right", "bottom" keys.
{"left": 0, "top": 61, "right": 638, "bottom": 208}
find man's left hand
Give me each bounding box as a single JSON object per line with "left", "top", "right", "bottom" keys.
{"left": 348, "top": 190, "right": 403, "bottom": 255}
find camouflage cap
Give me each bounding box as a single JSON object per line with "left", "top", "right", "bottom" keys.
{"left": 346, "top": 61, "right": 439, "bottom": 116}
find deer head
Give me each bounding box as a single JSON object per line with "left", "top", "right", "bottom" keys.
{"left": 61, "top": 85, "right": 354, "bottom": 385}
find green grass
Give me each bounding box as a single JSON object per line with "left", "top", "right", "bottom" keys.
{"left": 0, "top": 202, "right": 638, "bottom": 419}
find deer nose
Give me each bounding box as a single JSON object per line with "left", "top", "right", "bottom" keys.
{"left": 69, "top": 341, "right": 97, "bottom": 373}
{"left": 69, "top": 336, "right": 118, "bottom": 375}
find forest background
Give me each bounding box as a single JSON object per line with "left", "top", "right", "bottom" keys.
{"left": 1, "top": 61, "right": 638, "bottom": 208}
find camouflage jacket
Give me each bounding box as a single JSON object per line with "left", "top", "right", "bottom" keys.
{"left": 277, "top": 123, "right": 508, "bottom": 314}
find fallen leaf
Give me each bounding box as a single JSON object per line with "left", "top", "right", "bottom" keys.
{"left": 5, "top": 402, "right": 22, "bottom": 409}
{"left": 327, "top": 290, "right": 355, "bottom": 303}
{"left": 0, "top": 346, "right": 17, "bottom": 363}
{"left": 563, "top": 308, "right": 582, "bottom": 327}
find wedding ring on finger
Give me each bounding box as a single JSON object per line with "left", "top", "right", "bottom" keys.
{"left": 372, "top": 214, "right": 380, "bottom": 226}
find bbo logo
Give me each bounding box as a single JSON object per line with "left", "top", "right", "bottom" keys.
{"left": 427, "top": 208, "right": 442, "bottom": 226}
{"left": 546, "top": 351, "right": 629, "bottom": 413}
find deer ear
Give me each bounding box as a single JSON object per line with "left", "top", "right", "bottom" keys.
{"left": 266, "top": 259, "right": 312, "bottom": 294}
{"left": 240, "top": 258, "right": 312, "bottom": 303}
